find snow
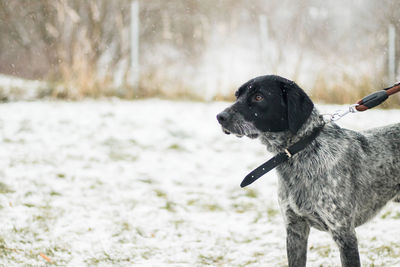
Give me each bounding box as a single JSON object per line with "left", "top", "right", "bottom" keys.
{"left": 0, "top": 99, "right": 399, "bottom": 266}
{"left": 0, "top": 74, "right": 49, "bottom": 101}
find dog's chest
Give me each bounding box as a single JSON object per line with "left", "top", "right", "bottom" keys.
{"left": 285, "top": 188, "right": 330, "bottom": 230}
{"left": 278, "top": 173, "right": 310, "bottom": 210}
{"left": 286, "top": 184, "right": 313, "bottom": 215}
{"left": 278, "top": 171, "right": 331, "bottom": 229}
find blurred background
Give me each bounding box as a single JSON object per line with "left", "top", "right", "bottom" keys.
{"left": 1, "top": 1, "right": 400, "bottom": 266}
{"left": 1, "top": 0, "right": 400, "bottom": 106}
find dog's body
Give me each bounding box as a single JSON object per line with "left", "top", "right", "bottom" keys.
{"left": 217, "top": 75, "right": 400, "bottom": 267}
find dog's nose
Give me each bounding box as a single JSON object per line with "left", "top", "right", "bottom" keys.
{"left": 217, "top": 111, "right": 230, "bottom": 124}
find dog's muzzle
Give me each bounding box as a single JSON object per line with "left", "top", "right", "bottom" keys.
{"left": 217, "top": 111, "right": 232, "bottom": 135}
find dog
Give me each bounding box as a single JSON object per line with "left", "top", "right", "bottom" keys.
{"left": 216, "top": 75, "right": 400, "bottom": 267}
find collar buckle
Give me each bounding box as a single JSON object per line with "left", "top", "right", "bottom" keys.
{"left": 284, "top": 149, "right": 292, "bottom": 158}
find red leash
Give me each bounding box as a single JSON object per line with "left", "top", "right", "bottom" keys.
{"left": 356, "top": 82, "right": 400, "bottom": 111}
{"left": 324, "top": 82, "right": 400, "bottom": 122}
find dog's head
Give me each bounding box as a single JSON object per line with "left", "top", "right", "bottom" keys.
{"left": 216, "top": 75, "right": 314, "bottom": 138}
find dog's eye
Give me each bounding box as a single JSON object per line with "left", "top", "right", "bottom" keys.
{"left": 254, "top": 94, "right": 264, "bottom": 102}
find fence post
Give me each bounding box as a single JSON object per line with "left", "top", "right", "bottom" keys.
{"left": 130, "top": 0, "right": 140, "bottom": 91}
{"left": 388, "top": 24, "right": 396, "bottom": 85}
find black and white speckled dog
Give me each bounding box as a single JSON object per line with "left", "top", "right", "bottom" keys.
{"left": 216, "top": 75, "right": 400, "bottom": 267}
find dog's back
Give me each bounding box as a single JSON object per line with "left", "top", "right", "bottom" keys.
{"left": 363, "top": 122, "right": 400, "bottom": 157}
{"left": 363, "top": 123, "right": 400, "bottom": 181}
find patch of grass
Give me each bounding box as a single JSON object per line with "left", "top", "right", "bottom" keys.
{"left": 138, "top": 178, "right": 153, "bottom": 184}
{"left": 129, "top": 139, "right": 138, "bottom": 145}
{"left": 0, "top": 240, "right": 23, "bottom": 259}
{"left": 172, "top": 219, "right": 184, "bottom": 229}
{"left": 108, "top": 150, "right": 137, "bottom": 161}
{"left": 33, "top": 215, "right": 47, "bottom": 223}
{"left": 86, "top": 251, "right": 133, "bottom": 265}
{"left": 23, "top": 203, "right": 35, "bottom": 208}
{"left": 56, "top": 173, "right": 66, "bottom": 179}
{"left": 394, "top": 212, "right": 400, "bottom": 219}
{"left": 198, "top": 253, "right": 224, "bottom": 265}
{"left": 187, "top": 198, "right": 222, "bottom": 211}
{"left": 202, "top": 203, "right": 223, "bottom": 212}
{"left": 0, "top": 237, "right": 7, "bottom": 252}
{"left": 2, "top": 137, "right": 12, "bottom": 143}
{"left": 252, "top": 211, "right": 264, "bottom": 223}
{"left": 163, "top": 201, "right": 176, "bottom": 212}
{"left": 167, "top": 143, "right": 185, "bottom": 151}
{"left": 253, "top": 251, "right": 266, "bottom": 257}
{"left": 310, "top": 244, "right": 332, "bottom": 258}
{"left": 245, "top": 188, "right": 258, "bottom": 198}
{"left": 50, "top": 191, "right": 61, "bottom": 196}
{"left": 40, "top": 245, "right": 71, "bottom": 265}
{"left": 267, "top": 207, "right": 279, "bottom": 218}
{"left": 154, "top": 189, "right": 167, "bottom": 198}
{"left": 239, "top": 259, "right": 259, "bottom": 267}
{"left": 232, "top": 202, "right": 256, "bottom": 213}
{"left": 381, "top": 210, "right": 400, "bottom": 219}
{"left": 380, "top": 210, "right": 392, "bottom": 219}
{"left": 229, "top": 188, "right": 259, "bottom": 201}
{"left": 153, "top": 189, "right": 177, "bottom": 212}
{"left": 0, "top": 182, "right": 14, "bottom": 194}
{"left": 141, "top": 250, "right": 153, "bottom": 260}
{"left": 187, "top": 199, "right": 199, "bottom": 206}
{"left": 136, "top": 227, "right": 145, "bottom": 237}
{"left": 121, "top": 222, "right": 131, "bottom": 231}
{"left": 370, "top": 243, "right": 400, "bottom": 258}
{"left": 90, "top": 179, "right": 104, "bottom": 190}
{"left": 1, "top": 228, "right": 69, "bottom": 264}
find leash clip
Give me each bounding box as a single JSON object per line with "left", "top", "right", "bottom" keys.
{"left": 323, "top": 104, "right": 359, "bottom": 122}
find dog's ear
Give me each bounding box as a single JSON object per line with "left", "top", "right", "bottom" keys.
{"left": 281, "top": 80, "right": 314, "bottom": 134}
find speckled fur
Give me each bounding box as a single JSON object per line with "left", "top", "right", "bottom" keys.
{"left": 271, "top": 108, "right": 400, "bottom": 267}
{"left": 217, "top": 76, "right": 400, "bottom": 267}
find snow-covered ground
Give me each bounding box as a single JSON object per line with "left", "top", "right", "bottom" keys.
{"left": 0, "top": 74, "right": 49, "bottom": 101}
{"left": 0, "top": 99, "right": 399, "bottom": 266}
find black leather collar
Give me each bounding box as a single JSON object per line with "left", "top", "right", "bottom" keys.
{"left": 240, "top": 125, "right": 324, "bottom": 187}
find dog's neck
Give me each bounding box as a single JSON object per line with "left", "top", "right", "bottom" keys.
{"left": 259, "top": 108, "right": 325, "bottom": 154}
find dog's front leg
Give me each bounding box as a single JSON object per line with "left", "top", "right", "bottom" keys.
{"left": 286, "top": 216, "right": 310, "bottom": 267}
{"left": 331, "top": 229, "right": 361, "bottom": 267}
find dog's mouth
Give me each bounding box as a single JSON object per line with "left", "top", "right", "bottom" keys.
{"left": 222, "top": 128, "right": 233, "bottom": 135}
{"left": 222, "top": 127, "right": 258, "bottom": 139}
{"left": 222, "top": 127, "right": 241, "bottom": 137}
{"left": 247, "top": 133, "right": 259, "bottom": 139}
